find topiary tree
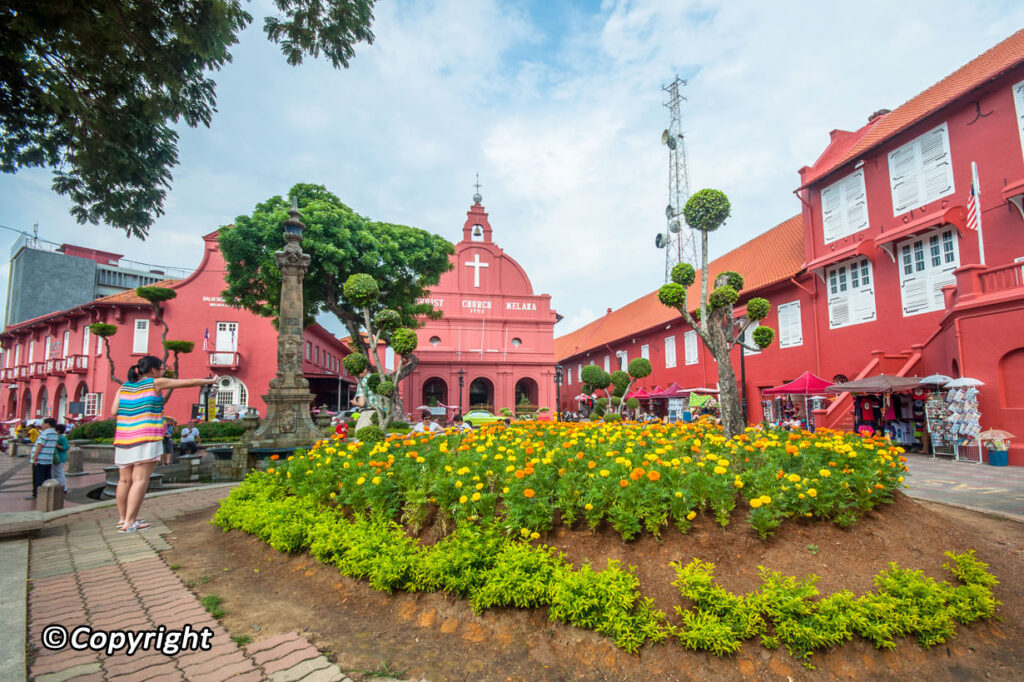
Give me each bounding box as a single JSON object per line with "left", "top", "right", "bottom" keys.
{"left": 135, "top": 285, "right": 197, "bottom": 402}
{"left": 162, "top": 340, "right": 195, "bottom": 379}
{"left": 615, "top": 357, "right": 652, "bottom": 416}
{"left": 658, "top": 189, "right": 776, "bottom": 437}
{"left": 579, "top": 364, "right": 611, "bottom": 418}
{"left": 88, "top": 323, "right": 121, "bottom": 385}
{"left": 342, "top": 273, "right": 421, "bottom": 428}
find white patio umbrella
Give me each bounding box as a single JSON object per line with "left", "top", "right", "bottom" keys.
{"left": 944, "top": 377, "right": 984, "bottom": 388}
{"left": 919, "top": 374, "right": 953, "bottom": 385}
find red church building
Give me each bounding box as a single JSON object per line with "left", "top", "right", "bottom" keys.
{"left": 399, "top": 191, "right": 559, "bottom": 415}
{"left": 557, "top": 29, "right": 1024, "bottom": 465}
{"left": 0, "top": 231, "right": 352, "bottom": 424}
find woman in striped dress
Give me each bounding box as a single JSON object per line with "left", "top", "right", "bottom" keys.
{"left": 111, "top": 356, "right": 217, "bottom": 533}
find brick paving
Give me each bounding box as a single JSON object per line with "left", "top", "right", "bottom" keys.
{"left": 16, "top": 482, "right": 360, "bottom": 681}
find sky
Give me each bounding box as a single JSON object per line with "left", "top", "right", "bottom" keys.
{"left": 1, "top": 0, "right": 1022, "bottom": 337}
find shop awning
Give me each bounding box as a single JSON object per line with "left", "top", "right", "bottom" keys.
{"left": 762, "top": 371, "right": 834, "bottom": 396}
{"left": 650, "top": 382, "right": 684, "bottom": 398}
{"left": 826, "top": 374, "right": 922, "bottom": 394}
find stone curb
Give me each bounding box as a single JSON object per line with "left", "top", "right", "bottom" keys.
{"left": 907, "top": 495, "right": 1024, "bottom": 524}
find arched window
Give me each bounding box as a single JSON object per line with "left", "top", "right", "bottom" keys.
{"left": 469, "top": 377, "right": 493, "bottom": 411}
{"left": 214, "top": 376, "right": 249, "bottom": 418}
{"left": 37, "top": 386, "right": 49, "bottom": 418}
{"left": 422, "top": 377, "right": 447, "bottom": 407}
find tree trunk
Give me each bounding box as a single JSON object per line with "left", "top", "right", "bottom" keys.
{"left": 715, "top": 349, "right": 744, "bottom": 438}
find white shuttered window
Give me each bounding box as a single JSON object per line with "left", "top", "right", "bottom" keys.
{"left": 898, "top": 228, "right": 959, "bottom": 316}
{"left": 1013, "top": 80, "right": 1024, "bottom": 162}
{"left": 827, "top": 259, "right": 876, "bottom": 329}
{"left": 684, "top": 330, "right": 698, "bottom": 365}
{"left": 777, "top": 301, "right": 803, "bottom": 348}
{"left": 665, "top": 336, "right": 677, "bottom": 368}
{"left": 887, "top": 123, "right": 954, "bottom": 215}
{"left": 821, "top": 169, "right": 869, "bottom": 243}
{"left": 132, "top": 319, "right": 149, "bottom": 353}
{"left": 640, "top": 344, "right": 650, "bottom": 360}
{"left": 603, "top": 355, "right": 610, "bottom": 372}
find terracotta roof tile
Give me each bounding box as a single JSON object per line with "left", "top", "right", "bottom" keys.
{"left": 555, "top": 214, "right": 804, "bottom": 360}
{"left": 93, "top": 279, "right": 180, "bottom": 305}
{"left": 801, "top": 28, "right": 1024, "bottom": 187}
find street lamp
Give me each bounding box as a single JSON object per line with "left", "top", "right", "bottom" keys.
{"left": 198, "top": 378, "right": 215, "bottom": 422}
{"left": 457, "top": 369, "right": 465, "bottom": 413}
{"left": 554, "top": 364, "right": 563, "bottom": 422}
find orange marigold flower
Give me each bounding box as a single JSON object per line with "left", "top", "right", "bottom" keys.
{"left": 647, "top": 470, "right": 661, "bottom": 482}
{"left": 525, "top": 447, "right": 534, "bottom": 455}
{"left": 514, "top": 470, "right": 526, "bottom": 479}
{"left": 270, "top": 454, "right": 280, "bottom": 460}
{"left": 523, "top": 488, "right": 535, "bottom": 498}
{"left": 587, "top": 461, "right": 597, "bottom": 469}
{"left": 620, "top": 479, "right": 630, "bottom": 487}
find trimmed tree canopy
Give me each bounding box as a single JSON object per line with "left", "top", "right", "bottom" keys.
{"left": 343, "top": 353, "right": 369, "bottom": 376}
{"left": 88, "top": 323, "right": 118, "bottom": 338}
{"left": 580, "top": 364, "right": 611, "bottom": 391}
{"left": 627, "top": 357, "right": 652, "bottom": 379}
{"left": 136, "top": 286, "right": 178, "bottom": 303}
{"left": 1, "top": 1, "right": 376, "bottom": 238}
{"left": 683, "top": 189, "right": 731, "bottom": 232}
{"left": 163, "top": 340, "right": 195, "bottom": 353}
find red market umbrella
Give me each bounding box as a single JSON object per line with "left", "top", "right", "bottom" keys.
{"left": 632, "top": 387, "right": 651, "bottom": 400}
{"left": 762, "top": 371, "right": 834, "bottom": 396}
{"left": 650, "top": 383, "right": 683, "bottom": 398}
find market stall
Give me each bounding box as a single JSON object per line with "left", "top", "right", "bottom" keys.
{"left": 761, "top": 371, "right": 834, "bottom": 431}
{"left": 826, "top": 374, "right": 926, "bottom": 448}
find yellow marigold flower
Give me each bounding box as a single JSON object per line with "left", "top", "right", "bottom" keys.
{"left": 530, "top": 532, "right": 540, "bottom": 540}
{"left": 683, "top": 456, "right": 692, "bottom": 464}
{"left": 734, "top": 479, "right": 744, "bottom": 488}
{"left": 750, "top": 498, "right": 763, "bottom": 509}
{"left": 718, "top": 459, "right": 729, "bottom": 467}
{"left": 807, "top": 489, "right": 817, "bottom": 497}
{"left": 471, "top": 492, "right": 481, "bottom": 502}
{"left": 759, "top": 495, "right": 772, "bottom": 505}
{"left": 329, "top": 492, "right": 336, "bottom": 498}
{"left": 713, "top": 466, "right": 726, "bottom": 475}
{"left": 455, "top": 481, "right": 463, "bottom": 488}
{"left": 585, "top": 503, "right": 593, "bottom": 511}
{"left": 599, "top": 469, "right": 610, "bottom": 477}
{"left": 898, "top": 476, "right": 904, "bottom": 482}
{"left": 798, "top": 493, "right": 805, "bottom": 499}
{"left": 819, "top": 469, "right": 831, "bottom": 477}
{"left": 459, "top": 495, "right": 468, "bottom": 504}
{"left": 686, "top": 511, "right": 697, "bottom": 521}
{"left": 503, "top": 486, "right": 510, "bottom": 493}
{"left": 371, "top": 476, "right": 380, "bottom": 485}
{"left": 356, "top": 476, "right": 365, "bottom": 485}
{"left": 520, "top": 527, "right": 530, "bottom": 537}
{"left": 787, "top": 473, "right": 801, "bottom": 483}
{"left": 674, "top": 491, "right": 683, "bottom": 498}
{"left": 267, "top": 468, "right": 275, "bottom": 474}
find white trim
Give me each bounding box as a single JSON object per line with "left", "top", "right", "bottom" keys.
{"left": 132, "top": 319, "right": 149, "bottom": 354}
{"left": 827, "top": 258, "right": 876, "bottom": 329}
{"left": 897, "top": 227, "right": 960, "bottom": 316}
{"left": 664, "top": 335, "right": 677, "bottom": 368}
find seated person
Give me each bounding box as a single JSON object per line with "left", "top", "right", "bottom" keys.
{"left": 412, "top": 410, "right": 443, "bottom": 434}
{"left": 179, "top": 422, "right": 201, "bottom": 454}
{"left": 451, "top": 413, "right": 472, "bottom": 431}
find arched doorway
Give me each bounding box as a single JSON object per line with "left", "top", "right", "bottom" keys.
{"left": 8, "top": 392, "right": 17, "bottom": 419}
{"left": 37, "top": 386, "right": 50, "bottom": 419}
{"left": 55, "top": 385, "right": 68, "bottom": 423}
{"left": 999, "top": 348, "right": 1024, "bottom": 408}
{"left": 214, "top": 375, "right": 249, "bottom": 419}
{"left": 21, "top": 388, "right": 31, "bottom": 421}
{"left": 469, "top": 377, "right": 493, "bottom": 411}
{"left": 422, "top": 377, "right": 447, "bottom": 407}
{"left": 514, "top": 377, "right": 538, "bottom": 411}
{"left": 74, "top": 382, "right": 89, "bottom": 402}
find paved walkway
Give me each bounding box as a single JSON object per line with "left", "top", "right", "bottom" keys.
{"left": 1, "top": 450, "right": 1020, "bottom": 681}
{"left": 903, "top": 453, "right": 1024, "bottom": 521}
{"left": 0, "top": 454, "right": 107, "bottom": 513}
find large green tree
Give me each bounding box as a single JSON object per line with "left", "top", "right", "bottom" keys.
{"left": 0, "top": 0, "right": 375, "bottom": 238}
{"left": 219, "top": 183, "right": 454, "bottom": 414}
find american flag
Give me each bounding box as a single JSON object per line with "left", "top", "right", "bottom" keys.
{"left": 966, "top": 175, "right": 980, "bottom": 232}
{"left": 202, "top": 328, "right": 210, "bottom": 352}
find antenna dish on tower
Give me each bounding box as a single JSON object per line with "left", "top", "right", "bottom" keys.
{"left": 655, "top": 233, "right": 666, "bottom": 248}
{"left": 669, "top": 220, "right": 681, "bottom": 233}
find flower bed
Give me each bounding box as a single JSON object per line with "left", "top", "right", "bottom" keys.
{"left": 265, "top": 419, "right": 908, "bottom": 539}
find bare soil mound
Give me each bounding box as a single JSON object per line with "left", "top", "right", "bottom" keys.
{"left": 163, "top": 492, "right": 1022, "bottom": 681}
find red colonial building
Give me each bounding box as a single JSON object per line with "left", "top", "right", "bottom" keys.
{"left": 0, "top": 231, "right": 352, "bottom": 424}
{"left": 557, "top": 29, "right": 1024, "bottom": 465}
{"left": 399, "top": 192, "right": 559, "bottom": 414}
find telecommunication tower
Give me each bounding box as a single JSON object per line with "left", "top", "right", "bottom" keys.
{"left": 655, "top": 76, "right": 696, "bottom": 282}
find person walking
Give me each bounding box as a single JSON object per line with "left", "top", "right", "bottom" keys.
{"left": 112, "top": 356, "right": 216, "bottom": 533}
{"left": 52, "top": 424, "right": 70, "bottom": 495}
{"left": 28, "top": 417, "right": 59, "bottom": 499}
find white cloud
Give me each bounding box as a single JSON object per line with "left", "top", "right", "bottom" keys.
{"left": 1, "top": 0, "right": 1022, "bottom": 334}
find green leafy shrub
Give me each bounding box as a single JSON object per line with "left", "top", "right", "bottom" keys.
{"left": 658, "top": 282, "right": 687, "bottom": 308}
{"left": 390, "top": 328, "right": 418, "bottom": 356}
{"left": 343, "top": 353, "right": 368, "bottom": 375}
{"left": 683, "top": 188, "right": 731, "bottom": 232}
{"left": 671, "top": 262, "right": 695, "bottom": 287}
{"left": 752, "top": 326, "right": 775, "bottom": 349}
{"left": 745, "top": 297, "right": 770, "bottom": 321}
{"left": 67, "top": 419, "right": 116, "bottom": 440}
{"left": 343, "top": 273, "right": 379, "bottom": 306}
{"left": 356, "top": 425, "right": 385, "bottom": 443}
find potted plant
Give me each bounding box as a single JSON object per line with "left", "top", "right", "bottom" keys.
{"left": 979, "top": 429, "right": 1013, "bottom": 467}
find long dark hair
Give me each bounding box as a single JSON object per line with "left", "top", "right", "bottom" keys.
{"left": 128, "top": 355, "right": 163, "bottom": 382}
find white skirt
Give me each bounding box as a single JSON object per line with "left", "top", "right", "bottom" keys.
{"left": 115, "top": 440, "right": 163, "bottom": 467}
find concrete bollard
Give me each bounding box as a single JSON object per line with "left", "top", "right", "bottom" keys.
{"left": 179, "top": 454, "right": 202, "bottom": 482}
{"left": 66, "top": 446, "right": 84, "bottom": 475}
{"left": 37, "top": 479, "right": 64, "bottom": 512}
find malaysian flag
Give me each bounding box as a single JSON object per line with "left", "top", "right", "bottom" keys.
{"left": 202, "top": 328, "right": 210, "bottom": 352}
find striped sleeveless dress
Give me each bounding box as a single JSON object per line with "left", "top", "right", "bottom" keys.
{"left": 114, "top": 378, "right": 165, "bottom": 465}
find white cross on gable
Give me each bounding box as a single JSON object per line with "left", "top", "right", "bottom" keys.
{"left": 465, "top": 252, "right": 490, "bottom": 288}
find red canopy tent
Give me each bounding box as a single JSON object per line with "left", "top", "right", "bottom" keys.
{"left": 762, "top": 371, "right": 834, "bottom": 396}
{"left": 650, "top": 383, "right": 683, "bottom": 398}
{"left": 632, "top": 387, "right": 652, "bottom": 400}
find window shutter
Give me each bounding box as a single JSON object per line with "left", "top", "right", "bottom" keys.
{"left": 603, "top": 355, "right": 610, "bottom": 372}
{"left": 640, "top": 344, "right": 649, "bottom": 360}
{"left": 778, "top": 301, "right": 802, "bottom": 348}
{"left": 919, "top": 124, "right": 953, "bottom": 202}
{"left": 900, "top": 272, "right": 930, "bottom": 315}
{"left": 821, "top": 183, "right": 843, "bottom": 242}
{"left": 829, "top": 294, "right": 850, "bottom": 328}
{"left": 81, "top": 326, "right": 90, "bottom": 355}
{"left": 853, "top": 285, "right": 876, "bottom": 323}
{"left": 665, "top": 336, "right": 676, "bottom": 368}
{"left": 842, "top": 170, "right": 869, "bottom": 235}
{"left": 1014, "top": 80, "right": 1024, "bottom": 163}
{"left": 132, "top": 320, "right": 149, "bottom": 353}
{"left": 888, "top": 142, "right": 919, "bottom": 214}
{"left": 62, "top": 331, "right": 71, "bottom": 357}
{"left": 684, "top": 330, "right": 698, "bottom": 365}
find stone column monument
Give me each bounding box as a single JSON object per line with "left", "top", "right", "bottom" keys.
{"left": 227, "top": 199, "right": 320, "bottom": 478}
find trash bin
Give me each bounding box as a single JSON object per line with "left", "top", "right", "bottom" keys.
{"left": 987, "top": 449, "right": 1009, "bottom": 466}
